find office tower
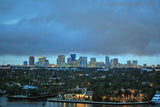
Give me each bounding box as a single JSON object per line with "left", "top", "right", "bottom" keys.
{"left": 67, "top": 57, "right": 72, "bottom": 65}
{"left": 105, "top": 56, "right": 110, "bottom": 68}
{"left": 89, "top": 58, "right": 96, "bottom": 68}
{"left": 23, "top": 61, "right": 28, "bottom": 65}
{"left": 132, "top": 60, "right": 137, "bottom": 66}
{"left": 57, "top": 55, "right": 65, "bottom": 67}
{"left": 96, "top": 62, "right": 105, "bottom": 68}
{"left": 29, "top": 56, "right": 34, "bottom": 65}
{"left": 71, "top": 54, "right": 76, "bottom": 61}
{"left": 67, "top": 54, "right": 79, "bottom": 67}
{"left": 39, "top": 57, "right": 46, "bottom": 62}
{"left": 79, "top": 57, "right": 87, "bottom": 68}
{"left": 114, "top": 58, "right": 118, "bottom": 64}
{"left": 67, "top": 57, "right": 79, "bottom": 67}
{"left": 111, "top": 58, "right": 118, "bottom": 67}
{"left": 45, "top": 60, "right": 49, "bottom": 67}
{"left": 36, "top": 57, "right": 49, "bottom": 67}
{"left": 127, "top": 60, "right": 131, "bottom": 66}
{"left": 73, "top": 60, "right": 80, "bottom": 67}
{"left": 91, "top": 58, "right": 96, "bottom": 62}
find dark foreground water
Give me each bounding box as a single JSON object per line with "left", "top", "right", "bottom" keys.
{"left": 0, "top": 96, "right": 159, "bottom": 107}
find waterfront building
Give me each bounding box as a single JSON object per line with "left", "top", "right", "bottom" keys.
{"left": 79, "top": 57, "right": 87, "bottom": 68}
{"left": 57, "top": 55, "right": 65, "bottom": 67}
{"left": 29, "top": 56, "right": 34, "bottom": 65}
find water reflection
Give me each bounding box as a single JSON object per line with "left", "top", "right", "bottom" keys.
{"left": 46, "top": 102, "right": 92, "bottom": 107}
{"left": 0, "top": 96, "right": 159, "bottom": 107}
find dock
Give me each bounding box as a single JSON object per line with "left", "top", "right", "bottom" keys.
{"left": 47, "top": 98, "right": 150, "bottom": 105}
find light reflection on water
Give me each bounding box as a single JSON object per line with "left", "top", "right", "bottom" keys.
{"left": 0, "top": 96, "right": 159, "bottom": 107}
{"left": 46, "top": 102, "right": 92, "bottom": 107}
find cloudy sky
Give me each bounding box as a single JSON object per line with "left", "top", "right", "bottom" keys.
{"left": 0, "top": 0, "right": 160, "bottom": 65}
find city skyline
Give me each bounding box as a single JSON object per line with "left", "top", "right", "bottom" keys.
{"left": 0, "top": 53, "right": 160, "bottom": 66}
{"left": 0, "top": 0, "right": 160, "bottom": 65}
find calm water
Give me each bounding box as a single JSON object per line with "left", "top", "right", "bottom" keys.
{"left": 0, "top": 96, "right": 159, "bottom": 107}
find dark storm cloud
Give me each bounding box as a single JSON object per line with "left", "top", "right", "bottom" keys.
{"left": 0, "top": 0, "right": 160, "bottom": 56}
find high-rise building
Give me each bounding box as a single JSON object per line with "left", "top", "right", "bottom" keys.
{"left": 67, "top": 54, "right": 78, "bottom": 67}
{"left": 39, "top": 57, "right": 46, "bottom": 62}
{"left": 127, "top": 60, "right": 131, "bottom": 67}
{"left": 91, "top": 58, "right": 96, "bottom": 62}
{"left": 88, "top": 58, "right": 96, "bottom": 68}
{"left": 67, "top": 57, "right": 72, "bottom": 65}
{"left": 29, "top": 56, "right": 34, "bottom": 65}
{"left": 79, "top": 57, "right": 87, "bottom": 68}
{"left": 23, "top": 61, "right": 28, "bottom": 65}
{"left": 96, "top": 62, "right": 105, "bottom": 68}
{"left": 105, "top": 56, "right": 110, "bottom": 68}
{"left": 36, "top": 57, "right": 49, "bottom": 67}
{"left": 132, "top": 60, "right": 137, "bottom": 66}
{"left": 71, "top": 54, "right": 76, "bottom": 61}
{"left": 111, "top": 58, "right": 118, "bottom": 67}
{"left": 57, "top": 55, "right": 65, "bottom": 67}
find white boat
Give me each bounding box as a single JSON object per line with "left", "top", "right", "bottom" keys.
{"left": 151, "top": 91, "right": 160, "bottom": 104}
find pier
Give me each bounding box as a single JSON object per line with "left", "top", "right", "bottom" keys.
{"left": 47, "top": 98, "right": 150, "bottom": 105}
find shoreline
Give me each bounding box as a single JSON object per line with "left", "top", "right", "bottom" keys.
{"left": 47, "top": 98, "right": 151, "bottom": 105}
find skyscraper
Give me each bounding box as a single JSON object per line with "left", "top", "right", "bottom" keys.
{"left": 36, "top": 57, "right": 49, "bottom": 67}
{"left": 39, "top": 57, "right": 46, "bottom": 62}
{"left": 96, "top": 62, "right": 105, "bottom": 68}
{"left": 132, "top": 60, "right": 138, "bottom": 66}
{"left": 127, "top": 60, "right": 131, "bottom": 67}
{"left": 91, "top": 58, "right": 96, "bottom": 62}
{"left": 111, "top": 58, "right": 118, "bottom": 67}
{"left": 29, "top": 56, "right": 34, "bottom": 65}
{"left": 71, "top": 54, "right": 76, "bottom": 61}
{"left": 67, "top": 57, "right": 72, "bottom": 65}
{"left": 89, "top": 58, "right": 96, "bottom": 68}
{"left": 57, "top": 55, "right": 65, "bottom": 67}
{"left": 79, "top": 57, "right": 87, "bottom": 68}
{"left": 105, "top": 56, "right": 110, "bottom": 68}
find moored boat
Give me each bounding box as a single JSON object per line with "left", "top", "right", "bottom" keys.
{"left": 151, "top": 91, "right": 160, "bottom": 104}
{"left": 7, "top": 95, "right": 47, "bottom": 100}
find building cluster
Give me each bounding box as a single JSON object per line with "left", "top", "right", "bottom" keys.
{"left": 58, "top": 85, "right": 93, "bottom": 101}
{"left": 25, "top": 54, "right": 139, "bottom": 68}
{"left": 108, "top": 89, "right": 144, "bottom": 102}
{"left": 1, "top": 53, "right": 160, "bottom": 69}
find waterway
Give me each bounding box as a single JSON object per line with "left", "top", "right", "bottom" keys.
{"left": 0, "top": 96, "right": 159, "bottom": 107}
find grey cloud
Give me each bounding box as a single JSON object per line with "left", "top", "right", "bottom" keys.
{"left": 0, "top": 0, "right": 160, "bottom": 56}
